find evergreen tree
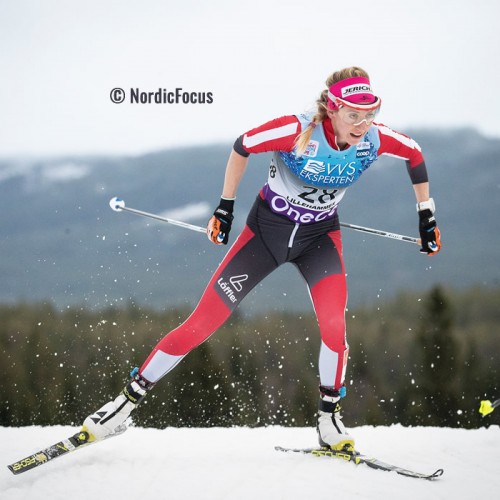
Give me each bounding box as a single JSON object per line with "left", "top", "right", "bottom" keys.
{"left": 412, "top": 286, "right": 461, "bottom": 426}
{"left": 1, "top": 287, "right": 499, "bottom": 428}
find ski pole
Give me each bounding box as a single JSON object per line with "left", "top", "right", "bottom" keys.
{"left": 109, "top": 197, "right": 206, "bottom": 234}
{"left": 479, "top": 398, "right": 500, "bottom": 417}
{"left": 339, "top": 222, "right": 420, "bottom": 245}
{"left": 109, "top": 197, "right": 421, "bottom": 244}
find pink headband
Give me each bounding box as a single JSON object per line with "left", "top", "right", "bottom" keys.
{"left": 327, "top": 76, "right": 381, "bottom": 111}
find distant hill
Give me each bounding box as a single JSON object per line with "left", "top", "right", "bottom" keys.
{"left": 1, "top": 127, "right": 499, "bottom": 312}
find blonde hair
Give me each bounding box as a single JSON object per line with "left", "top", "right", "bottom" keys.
{"left": 294, "top": 66, "right": 370, "bottom": 155}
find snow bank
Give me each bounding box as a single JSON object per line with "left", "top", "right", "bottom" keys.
{"left": 2, "top": 425, "right": 499, "bottom": 500}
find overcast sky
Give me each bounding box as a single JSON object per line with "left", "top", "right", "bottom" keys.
{"left": 1, "top": 0, "right": 499, "bottom": 158}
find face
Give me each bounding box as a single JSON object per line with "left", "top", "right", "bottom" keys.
{"left": 328, "top": 107, "right": 374, "bottom": 148}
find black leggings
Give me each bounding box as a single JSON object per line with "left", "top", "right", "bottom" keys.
{"left": 140, "top": 196, "right": 349, "bottom": 389}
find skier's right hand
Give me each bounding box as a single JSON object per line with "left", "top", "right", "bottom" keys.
{"left": 207, "top": 198, "right": 234, "bottom": 245}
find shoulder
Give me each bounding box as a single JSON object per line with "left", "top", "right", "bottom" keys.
{"left": 245, "top": 115, "right": 302, "bottom": 138}
{"left": 295, "top": 111, "right": 315, "bottom": 129}
{"left": 372, "top": 123, "right": 421, "bottom": 150}
{"left": 234, "top": 115, "right": 302, "bottom": 155}
{"left": 372, "top": 123, "right": 424, "bottom": 165}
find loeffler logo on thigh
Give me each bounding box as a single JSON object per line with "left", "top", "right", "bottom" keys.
{"left": 229, "top": 274, "right": 248, "bottom": 292}
{"left": 217, "top": 274, "right": 249, "bottom": 303}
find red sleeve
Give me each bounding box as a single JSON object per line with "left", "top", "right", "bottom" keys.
{"left": 375, "top": 123, "right": 424, "bottom": 167}
{"left": 233, "top": 115, "right": 302, "bottom": 157}
{"left": 375, "top": 123, "right": 428, "bottom": 184}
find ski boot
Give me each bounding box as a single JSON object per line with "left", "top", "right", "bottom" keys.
{"left": 316, "top": 385, "right": 354, "bottom": 451}
{"left": 82, "top": 368, "right": 154, "bottom": 441}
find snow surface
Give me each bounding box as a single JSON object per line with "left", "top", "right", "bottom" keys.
{"left": 2, "top": 424, "right": 499, "bottom": 500}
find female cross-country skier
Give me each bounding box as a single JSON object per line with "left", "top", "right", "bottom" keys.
{"left": 83, "top": 66, "right": 441, "bottom": 450}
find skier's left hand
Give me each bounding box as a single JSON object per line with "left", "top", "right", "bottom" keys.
{"left": 418, "top": 201, "right": 441, "bottom": 255}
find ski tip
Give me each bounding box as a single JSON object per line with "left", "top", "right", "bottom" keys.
{"left": 7, "top": 464, "right": 18, "bottom": 475}
{"left": 430, "top": 468, "right": 445, "bottom": 479}
{"left": 7, "top": 451, "right": 50, "bottom": 475}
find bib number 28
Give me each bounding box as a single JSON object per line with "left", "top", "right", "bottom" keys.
{"left": 298, "top": 187, "right": 338, "bottom": 204}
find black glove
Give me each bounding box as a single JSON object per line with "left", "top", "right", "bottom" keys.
{"left": 207, "top": 198, "right": 234, "bottom": 245}
{"left": 417, "top": 199, "right": 441, "bottom": 255}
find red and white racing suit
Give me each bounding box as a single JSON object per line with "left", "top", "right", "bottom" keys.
{"left": 139, "top": 114, "right": 427, "bottom": 391}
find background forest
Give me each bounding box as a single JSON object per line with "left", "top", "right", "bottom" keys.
{"left": 1, "top": 285, "right": 498, "bottom": 430}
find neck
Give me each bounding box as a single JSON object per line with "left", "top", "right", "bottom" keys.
{"left": 323, "top": 118, "right": 347, "bottom": 151}
{"left": 335, "top": 138, "right": 349, "bottom": 150}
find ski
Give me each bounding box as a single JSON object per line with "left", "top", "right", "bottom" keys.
{"left": 7, "top": 425, "right": 127, "bottom": 475}
{"left": 275, "top": 446, "right": 444, "bottom": 480}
